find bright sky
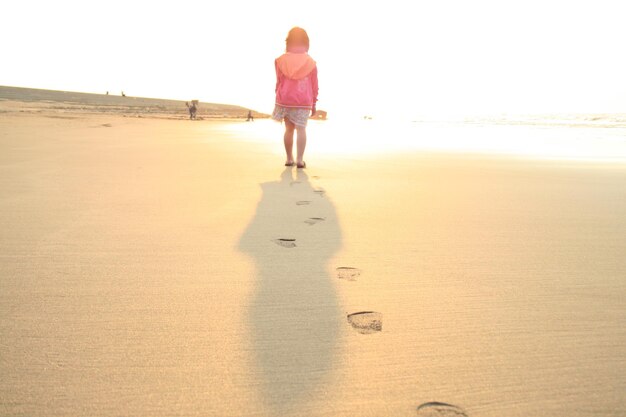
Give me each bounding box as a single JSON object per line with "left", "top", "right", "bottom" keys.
{"left": 3, "top": 0, "right": 625, "bottom": 119}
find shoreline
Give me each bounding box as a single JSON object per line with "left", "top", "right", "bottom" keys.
{"left": 0, "top": 85, "right": 269, "bottom": 121}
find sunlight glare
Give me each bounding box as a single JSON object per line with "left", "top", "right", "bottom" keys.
{"left": 221, "top": 118, "right": 626, "bottom": 163}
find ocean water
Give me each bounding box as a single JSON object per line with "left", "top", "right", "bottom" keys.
{"left": 231, "top": 114, "right": 626, "bottom": 163}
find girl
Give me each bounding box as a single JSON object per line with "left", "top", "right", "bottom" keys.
{"left": 272, "top": 27, "right": 318, "bottom": 169}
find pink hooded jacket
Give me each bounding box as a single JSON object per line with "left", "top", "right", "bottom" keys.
{"left": 275, "top": 50, "right": 318, "bottom": 109}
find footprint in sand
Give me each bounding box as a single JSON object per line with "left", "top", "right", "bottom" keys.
{"left": 296, "top": 200, "right": 312, "bottom": 206}
{"left": 336, "top": 267, "right": 361, "bottom": 281}
{"left": 313, "top": 188, "right": 326, "bottom": 197}
{"left": 273, "top": 238, "right": 296, "bottom": 248}
{"left": 347, "top": 311, "right": 382, "bottom": 334}
{"left": 101, "top": 123, "right": 112, "bottom": 127}
{"left": 304, "top": 217, "right": 325, "bottom": 226}
{"left": 416, "top": 402, "right": 468, "bottom": 417}
{"left": 311, "top": 175, "right": 320, "bottom": 179}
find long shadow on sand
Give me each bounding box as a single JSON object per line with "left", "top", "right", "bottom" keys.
{"left": 238, "top": 168, "right": 342, "bottom": 414}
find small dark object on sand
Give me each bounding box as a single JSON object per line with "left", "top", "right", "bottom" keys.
{"left": 186, "top": 100, "right": 198, "bottom": 120}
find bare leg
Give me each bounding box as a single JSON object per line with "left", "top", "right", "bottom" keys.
{"left": 283, "top": 120, "right": 295, "bottom": 165}
{"left": 296, "top": 126, "right": 307, "bottom": 166}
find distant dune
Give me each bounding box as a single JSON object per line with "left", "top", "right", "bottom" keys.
{"left": 0, "top": 85, "right": 267, "bottom": 120}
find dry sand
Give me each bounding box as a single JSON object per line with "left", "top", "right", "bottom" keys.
{"left": 1, "top": 98, "right": 625, "bottom": 417}
{"left": 0, "top": 85, "right": 266, "bottom": 120}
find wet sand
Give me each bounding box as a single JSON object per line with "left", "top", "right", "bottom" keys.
{"left": 1, "top": 106, "right": 625, "bottom": 416}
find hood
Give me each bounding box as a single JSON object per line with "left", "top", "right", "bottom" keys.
{"left": 276, "top": 53, "right": 316, "bottom": 80}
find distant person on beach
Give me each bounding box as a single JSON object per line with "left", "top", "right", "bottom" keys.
{"left": 186, "top": 101, "right": 197, "bottom": 120}
{"left": 272, "top": 27, "right": 318, "bottom": 169}
{"left": 121, "top": 91, "right": 126, "bottom": 97}
{"left": 247, "top": 110, "right": 254, "bottom": 122}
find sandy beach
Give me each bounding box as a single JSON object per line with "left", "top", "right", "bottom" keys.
{"left": 1, "top": 93, "right": 625, "bottom": 417}
{"left": 0, "top": 86, "right": 265, "bottom": 120}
